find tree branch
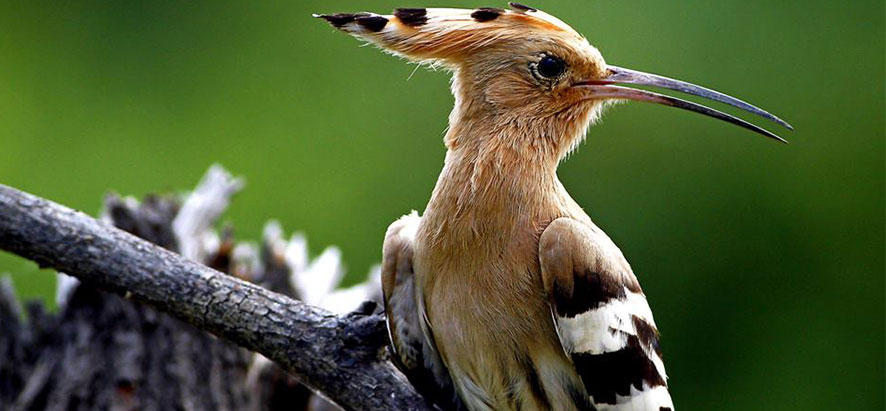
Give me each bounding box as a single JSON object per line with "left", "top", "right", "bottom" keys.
{"left": 0, "top": 183, "right": 433, "bottom": 411}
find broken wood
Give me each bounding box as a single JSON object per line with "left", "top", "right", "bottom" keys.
{"left": 0, "top": 167, "right": 432, "bottom": 411}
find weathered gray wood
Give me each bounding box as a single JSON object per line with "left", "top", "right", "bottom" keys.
{"left": 4, "top": 190, "right": 302, "bottom": 411}
{"left": 0, "top": 184, "right": 433, "bottom": 411}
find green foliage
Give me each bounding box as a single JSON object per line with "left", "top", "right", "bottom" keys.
{"left": 0, "top": 1, "right": 882, "bottom": 409}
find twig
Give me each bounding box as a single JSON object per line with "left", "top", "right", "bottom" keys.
{"left": 0, "top": 184, "right": 432, "bottom": 411}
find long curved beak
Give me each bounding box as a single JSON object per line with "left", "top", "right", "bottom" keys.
{"left": 575, "top": 66, "right": 793, "bottom": 143}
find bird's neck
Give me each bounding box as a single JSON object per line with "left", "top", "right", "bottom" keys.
{"left": 420, "top": 120, "right": 570, "bottom": 245}
{"left": 417, "top": 71, "right": 595, "bottom": 244}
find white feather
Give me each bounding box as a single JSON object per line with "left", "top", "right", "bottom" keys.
{"left": 557, "top": 289, "right": 656, "bottom": 355}
{"left": 593, "top": 385, "right": 674, "bottom": 411}
{"left": 556, "top": 289, "right": 669, "bottom": 387}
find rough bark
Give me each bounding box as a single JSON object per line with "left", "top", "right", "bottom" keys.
{"left": 0, "top": 178, "right": 432, "bottom": 411}
{"left": 1, "top": 190, "right": 285, "bottom": 411}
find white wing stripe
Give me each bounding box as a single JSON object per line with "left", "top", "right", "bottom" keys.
{"left": 593, "top": 385, "right": 674, "bottom": 411}
{"left": 556, "top": 287, "right": 671, "bottom": 403}
{"left": 557, "top": 288, "right": 657, "bottom": 355}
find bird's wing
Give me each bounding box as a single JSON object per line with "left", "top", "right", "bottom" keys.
{"left": 381, "top": 212, "right": 459, "bottom": 409}
{"left": 539, "top": 217, "right": 674, "bottom": 410}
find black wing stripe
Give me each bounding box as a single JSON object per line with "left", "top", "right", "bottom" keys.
{"left": 571, "top": 334, "right": 666, "bottom": 405}
{"left": 553, "top": 269, "right": 643, "bottom": 318}
{"left": 633, "top": 314, "right": 663, "bottom": 357}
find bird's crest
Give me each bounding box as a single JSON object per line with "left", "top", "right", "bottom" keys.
{"left": 315, "top": 3, "right": 583, "bottom": 65}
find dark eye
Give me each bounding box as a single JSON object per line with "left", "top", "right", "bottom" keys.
{"left": 537, "top": 55, "right": 566, "bottom": 79}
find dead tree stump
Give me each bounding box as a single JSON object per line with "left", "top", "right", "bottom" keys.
{"left": 0, "top": 166, "right": 391, "bottom": 411}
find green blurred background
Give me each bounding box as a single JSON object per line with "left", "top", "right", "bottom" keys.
{"left": 0, "top": 0, "right": 882, "bottom": 409}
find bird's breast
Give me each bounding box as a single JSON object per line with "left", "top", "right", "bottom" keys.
{"left": 412, "top": 200, "right": 587, "bottom": 409}
{"left": 409, "top": 150, "right": 593, "bottom": 408}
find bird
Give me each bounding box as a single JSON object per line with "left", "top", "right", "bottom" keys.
{"left": 316, "top": 4, "right": 791, "bottom": 410}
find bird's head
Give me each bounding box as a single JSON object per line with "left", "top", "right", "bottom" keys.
{"left": 316, "top": 4, "right": 790, "bottom": 161}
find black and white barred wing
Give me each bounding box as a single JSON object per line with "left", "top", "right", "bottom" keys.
{"left": 539, "top": 218, "right": 673, "bottom": 411}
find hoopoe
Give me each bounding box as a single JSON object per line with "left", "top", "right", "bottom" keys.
{"left": 317, "top": 4, "right": 790, "bottom": 410}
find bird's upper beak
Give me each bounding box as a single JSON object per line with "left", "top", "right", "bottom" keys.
{"left": 575, "top": 66, "right": 793, "bottom": 143}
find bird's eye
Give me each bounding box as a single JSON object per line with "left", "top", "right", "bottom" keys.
{"left": 536, "top": 55, "right": 566, "bottom": 79}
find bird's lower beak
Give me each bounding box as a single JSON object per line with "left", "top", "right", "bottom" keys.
{"left": 574, "top": 66, "right": 793, "bottom": 143}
